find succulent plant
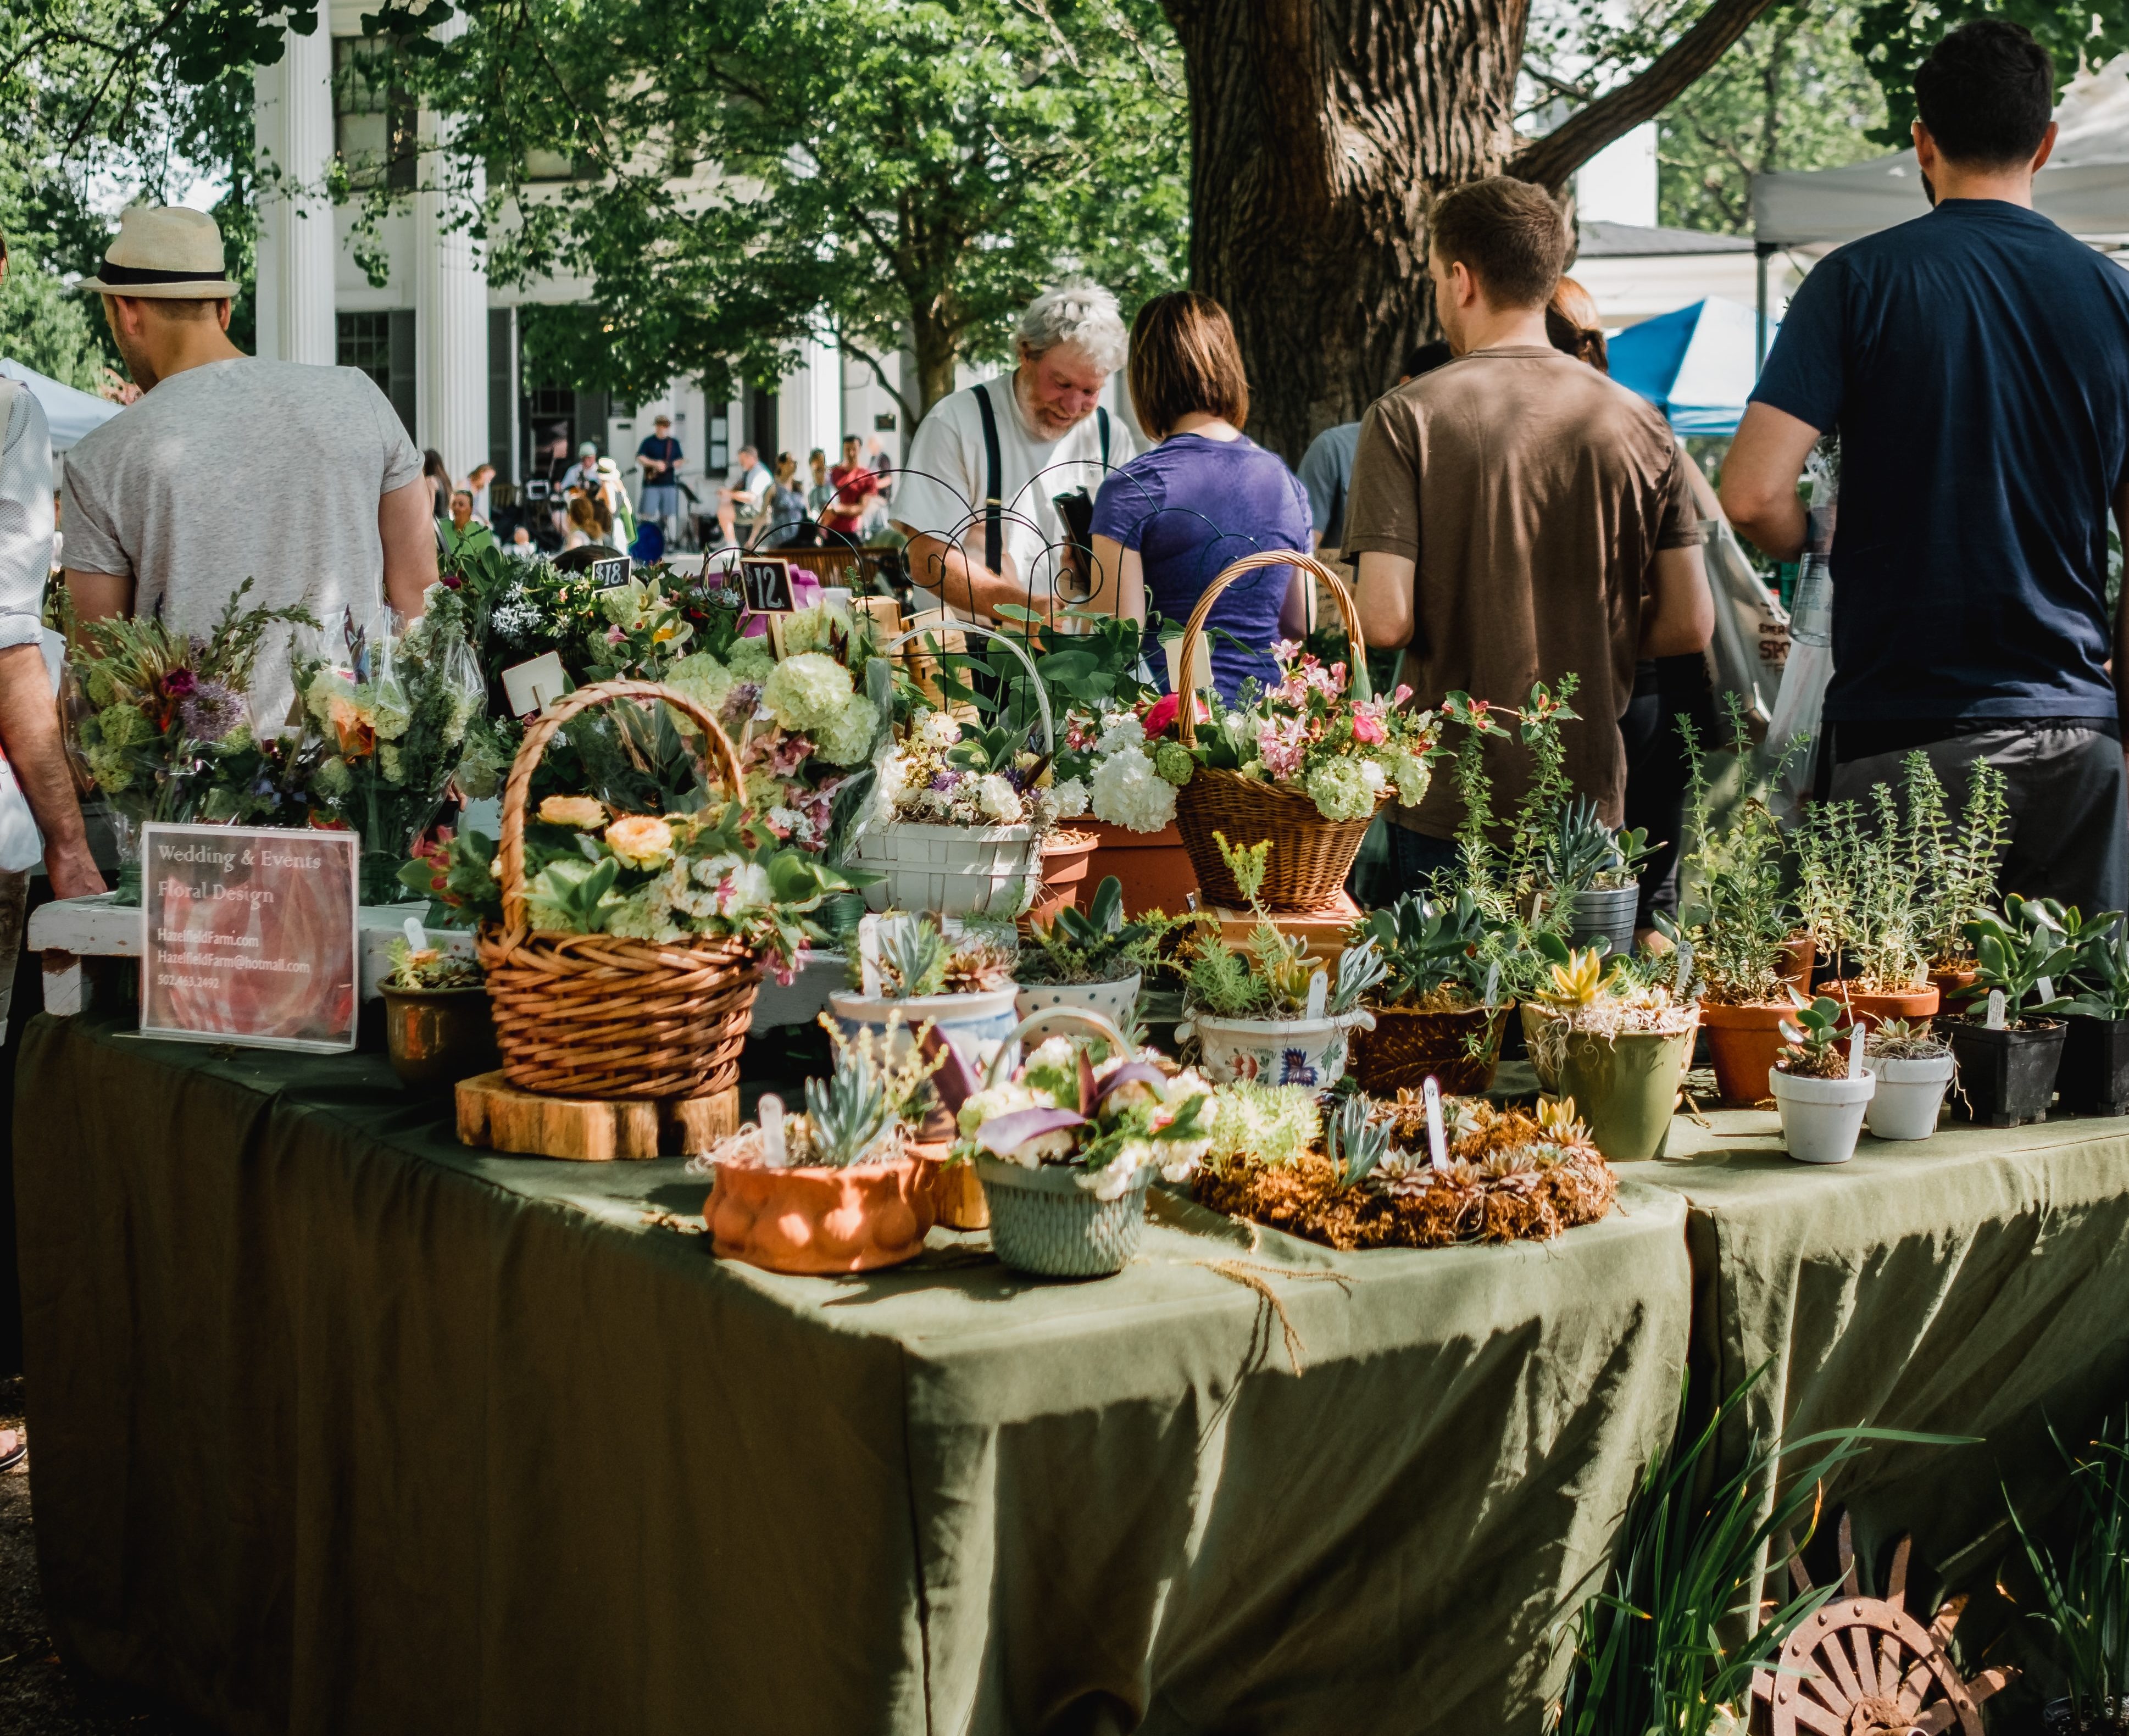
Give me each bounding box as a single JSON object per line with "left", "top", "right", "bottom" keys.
{"left": 1542, "top": 796, "right": 1654, "bottom": 895}
{"left": 801, "top": 1039, "right": 897, "bottom": 1168}
{"left": 877, "top": 914, "right": 949, "bottom": 998}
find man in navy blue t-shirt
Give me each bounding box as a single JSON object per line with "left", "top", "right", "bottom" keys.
{"left": 1724, "top": 20, "right": 2129, "bottom": 915}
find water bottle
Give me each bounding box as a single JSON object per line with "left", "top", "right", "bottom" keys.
{"left": 1787, "top": 464, "right": 1838, "bottom": 648}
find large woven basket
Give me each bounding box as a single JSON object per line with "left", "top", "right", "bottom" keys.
{"left": 1171, "top": 551, "right": 1387, "bottom": 911}
{"left": 477, "top": 679, "right": 763, "bottom": 1100}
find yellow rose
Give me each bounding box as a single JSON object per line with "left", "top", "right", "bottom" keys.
{"left": 537, "top": 795, "right": 608, "bottom": 830}
{"left": 604, "top": 814, "right": 675, "bottom": 868}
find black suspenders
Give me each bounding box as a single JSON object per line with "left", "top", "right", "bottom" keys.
{"left": 971, "top": 383, "right": 1113, "bottom": 577}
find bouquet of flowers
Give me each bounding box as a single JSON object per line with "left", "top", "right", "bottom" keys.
{"left": 1166, "top": 638, "right": 1438, "bottom": 823}
{"left": 876, "top": 704, "right": 1060, "bottom": 831}
{"left": 402, "top": 795, "right": 856, "bottom": 981}
{"left": 293, "top": 585, "right": 490, "bottom": 902}
{"left": 64, "top": 578, "right": 317, "bottom": 875}
{"left": 952, "top": 1031, "right": 1216, "bottom": 1200}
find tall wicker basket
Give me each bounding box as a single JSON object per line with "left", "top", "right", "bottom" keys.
{"left": 1171, "top": 551, "right": 1388, "bottom": 911}
{"left": 478, "top": 679, "right": 764, "bottom": 1100}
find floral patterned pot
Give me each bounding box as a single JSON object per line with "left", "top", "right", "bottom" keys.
{"left": 706, "top": 1153, "right": 936, "bottom": 1274}
{"left": 1013, "top": 972, "right": 1141, "bottom": 1046}
{"left": 1178, "top": 1008, "right": 1372, "bottom": 1089}
{"left": 975, "top": 1155, "right": 1150, "bottom": 1278}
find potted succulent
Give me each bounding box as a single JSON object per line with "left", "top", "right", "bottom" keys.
{"left": 2055, "top": 911, "right": 2129, "bottom": 1117}
{"left": 829, "top": 912, "right": 1021, "bottom": 1082}
{"left": 1175, "top": 834, "right": 1384, "bottom": 1087}
{"left": 1947, "top": 895, "right": 2075, "bottom": 1127}
{"left": 1347, "top": 889, "right": 1512, "bottom": 1095}
{"left": 1770, "top": 993, "right": 1875, "bottom": 1164}
{"left": 1014, "top": 875, "right": 1153, "bottom": 1042}
{"left": 1543, "top": 795, "right": 1655, "bottom": 960}
{"left": 377, "top": 923, "right": 494, "bottom": 1088}
{"left": 1675, "top": 713, "right": 1799, "bottom": 1105}
{"left": 1861, "top": 1017, "right": 1955, "bottom": 1142}
{"left": 703, "top": 1015, "right": 937, "bottom": 1274}
{"left": 952, "top": 1012, "right": 1215, "bottom": 1277}
{"left": 1526, "top": 945, "right": 1698, "bottom": 1161}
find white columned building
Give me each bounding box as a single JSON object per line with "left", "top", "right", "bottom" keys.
{"left": 252, "top": 1, "right": 336, "bottom": 366}
{"left": 413, "top": 15, "right": 489, "bottom": 477}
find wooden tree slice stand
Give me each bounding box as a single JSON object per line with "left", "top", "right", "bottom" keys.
{"left": 1207, "top": 891, "right": 1361, "bottom": 966}
{"left": 457, "top": 1071, "right": 741, "bottom": 1162}
{"left": 1751, "top": 1521, "right": 2014, "bottom": 1736}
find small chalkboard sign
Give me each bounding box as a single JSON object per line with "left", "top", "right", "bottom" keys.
{"left": 587, "top": 555, "right": 631, "bottom": 589}
{"left": 140, "top": 824, "right": 360, "bottom": 1053}
{"left": 738, "top": 555, "right": 795, "bottom": 613}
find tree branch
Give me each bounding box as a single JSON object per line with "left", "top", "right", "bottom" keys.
{"left": 836, "top": 328, "right": 918, "bottom": 432}
{"left": 1505, "top": 0, "right": 1787, "bottom": 192}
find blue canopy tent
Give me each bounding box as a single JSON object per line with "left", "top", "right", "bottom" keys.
{"left": 1607, "top": 297, "right": 1772, "bottom": 436}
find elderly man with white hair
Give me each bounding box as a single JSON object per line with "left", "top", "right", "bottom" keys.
{"left": 892, "top": 283, "right": 1136, "bottom": 622}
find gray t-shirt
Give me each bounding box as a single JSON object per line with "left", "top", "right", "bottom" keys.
{"left": 1296, "top": 420, "right": 1360, "bottom": 548}
{"left": 62, "top": 359, "right": 423, "bottom": 724}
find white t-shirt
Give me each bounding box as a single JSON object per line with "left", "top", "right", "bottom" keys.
{"left": 892, "top": 376, "right": 1135, "bottom": 616}
{"left": 731, "top": 461, "right": 772, "bottom": 519}
{"left": 62, "top": 358, "right": 422, "bottom": 725}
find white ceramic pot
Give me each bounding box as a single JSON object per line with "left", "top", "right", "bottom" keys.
{"left": 1770, "top": 1068, "right": 1877, "bottom": 1165}
{"left": 1178, "top": 1008, "right": 1375, "bottom": 1089}
{"left": 1013, "top": 972, "right": 1142, "bottom": 1045}
{"left": 1863, "top": 1053, "right": 1955, "bottom": 1141}
{"left": 855, "top": 821, "right": 1043, "bottom": 919}
{"left": 829, "top": 986, "right": 1022, "bottom": 1072}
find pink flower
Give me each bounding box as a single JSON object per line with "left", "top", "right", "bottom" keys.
{"left": 1257, "top": 716, "right": 1309, "bottom": 778}
{"left": 1142, "top": 693, "right": 1182, "bottom": 737}
{"left": 605, "top": 625, "right": 625, "bottom": 644}
{"left": 1351, "top": 705, "right": 1387, "bottom": 744}
{"left": 1392, "top": 683, "right": 1413, "bottom": 706}
{"left": 1271, "top": 638, "right": 1302, "bottom": 666}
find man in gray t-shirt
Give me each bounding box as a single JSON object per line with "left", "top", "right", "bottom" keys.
{"left": 62, "top": 207, "right": 435, "bottom": 726}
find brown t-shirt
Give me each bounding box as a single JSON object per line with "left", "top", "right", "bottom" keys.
{"left": 1344, "top": 346, "right": 1704, "bottom": 837}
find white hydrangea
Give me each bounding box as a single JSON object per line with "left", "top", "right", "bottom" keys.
{"left": 877, "top": 746, "right": 915, "bottom": 815}
{"left": 1049, "top": 777, "right": 1088, "bottom": 819}
{"left": 1096, "top": 712, "right": 1144, "bottom": 755}
{"left": 666, "top": 652, "right": 738, "bottom": 722}
{"left": 1304, "top": 757, "right": 1374, "bottom": 822}
{"left": 763, "top": 652, "right": 855, "bottom": 734}
{"left": 1388, "top": 749, "right": 1432, "bottom": 808}
{"left": 726, "top": 635, "right": 776, "bottom": 680}
{"left": 722, "top": 861, "right": 772, "bottom": 908}
{"left": 919, "top": 708, "right": 963, "bottom": 750}
{"left": 1089, "top": 743, "right": 1177, "bottom": 833}
{"left": 814, "top": 692, "right": 880, "bottom": 767}
{"left": 1359, "top": 759, "right": 1387, "bottom": 795}
{"left": 1029, "top": 1036, "right": 1076, "bottom": 1072}
{"left": 975, "top": 772, "right": 1025, "bottom": 824}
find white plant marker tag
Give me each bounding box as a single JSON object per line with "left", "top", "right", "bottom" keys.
{"left": 1847, "top": 1028, "right": 1866, "bottom": 1080}
{"left": 1423, "top": 1076, "right": 1447, "bottom": 1169}
{"left": 1483, "top": 961, "right": 1500, "bottom": 1014}
{"left": 1306, "top": 970, "right": 1327, "bottom": 1021}
{"left": 2037, "top": 976, "right": 2055, "bottom": 1005}
{"left": 402, "top": 916, "right": 426, "bottom": 953}
{"left": 1986, "top": 989, "right": 2008, "bottom": 1031}
{"left": 858, "top": 914, "right": 882, "bottom": 999}
{"left": 760, "top": 1094, "right": 786, "bottom": 1166}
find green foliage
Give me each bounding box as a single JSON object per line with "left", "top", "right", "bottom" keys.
{"left": 1962, "top": 893, "right": 2080, "bottom": 1019}
{"left": 1022, "top": 876, "right": 1155, "bottom": 986}
{"left": 1917, "top": 757, "right": 2010, "bottom": 968}
{"left": 0, "top": 253, "right": 107, "bottom": 390}
{"left": 1324, "top": 1092, "right": 1393, "bottom": 1189}
{"left": 2007, "top": 1408, "right": 2129, "bottom": 1723}
{"left": 1543, "top": 795, "right": 1654, "bottom": 895}
{"left": 877, "top": 914, "right": 950, "bottom": 1000}
{"left": 1676, "top": 705, "right": 1795, "bottom": 1004}
{"left": 1776, "top": 988, "right": 1854, "bottom": 1077}
{"left": 1357, "top": 890, "right": 1502, "bottom": 1008}
{"left": 2064, "top": 916, "right": 2129, "bottom": 1022}
{"left": 1850, "top": 0, "right": 2129, "bottom": 149}
{"left": 802, "top": 1037, "right": 897, "bottom": 1169}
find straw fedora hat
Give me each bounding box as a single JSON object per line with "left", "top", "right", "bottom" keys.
{"left": 77, "top": 207, "right": 240, "bottom": 299}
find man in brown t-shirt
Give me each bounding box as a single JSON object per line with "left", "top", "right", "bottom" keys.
{"left": 1346, "top": 176, "right": 1712, "bottom": 883}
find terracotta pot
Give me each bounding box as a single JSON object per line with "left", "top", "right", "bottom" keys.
{"left": 1023, "top": 828, "right": 1099, "bottom": 929}
{"left": 1928, "top": 966, "right": 1979, "bottom": 1014}
{"left": 1828, "top": 980, "right": 1939, "bottom": 1032}
{"left": 1781, "top": 934, "right": 1817, "bottom": 993}
{"left": 707, "top": 1153, "right": 935, "bottom": 1273}
{"left": 380, "top": 983, "right": 498, "bottom": 1088}
{"left": 911, "top": 1142, "right": 990, "bottom": 1230}
{"left": 1350, "top": 1003, "right": 1509, "bottom": 1096}
{"left": 1699, "top": 999, "right": 1792, "bottom": 1106}
{"left": 1080, "top": 819, "right": 1199, "bottom": 919}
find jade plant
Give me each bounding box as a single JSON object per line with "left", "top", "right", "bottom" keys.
{"left": 1960, "top": 896, "right": 2082, "bottom": 1025}
{"left": 2059, "top": 912, "right": 2129, "bottom": 1022}
{"left": 1775, "top": 992, "right": 1855, "bottom": 1080}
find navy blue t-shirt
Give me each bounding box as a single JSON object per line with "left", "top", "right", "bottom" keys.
{"left": 1089, "top": 432, "right": 1313, "bottom": 701}
{"left": 1752, "top": 199, "right": 2129, "bottom": 724}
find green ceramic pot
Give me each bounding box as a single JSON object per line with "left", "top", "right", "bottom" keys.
{"left": 1553, "top": 1023, "right": 1697, "bottom": 1161}
{"left": 380, "top": 983, "right": 498, "bottom": 1088}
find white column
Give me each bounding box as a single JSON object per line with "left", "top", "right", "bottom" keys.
{"left": 777, "top": 333, "right": 843, "bottom": 464}
{"left": 414, "top": 13, "right": 489, "bottom": 476}
{"left": 252, "top": 3, "right": 336, "bottom": 366}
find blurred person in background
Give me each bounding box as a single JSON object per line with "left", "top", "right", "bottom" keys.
{"left": 1297, "top": 343, "right": 1453, "bottom": 559}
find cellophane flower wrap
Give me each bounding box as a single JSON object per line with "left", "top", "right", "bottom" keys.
{"left": 401, "top": 797, "right": 857, "bottom": 984}
{"left": 1164, "top": 639, "right": 1439, "bottom": 823}
{"left": 954, "top": 1033, "right": 1217, "bottom": 1199}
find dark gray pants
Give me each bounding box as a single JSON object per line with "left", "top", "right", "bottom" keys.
{"left": 1828, "top": 725, "right": 2129, "bottom": 917}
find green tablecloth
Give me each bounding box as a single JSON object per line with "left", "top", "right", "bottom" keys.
{"left": 14, "top": 1016, "right": 1692, "bottom": 1736}
{"left": 1617, "top": 1106, "right": 2129, "bottom": 1630}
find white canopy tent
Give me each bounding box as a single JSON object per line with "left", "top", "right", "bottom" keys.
{"left": 1747, "top": 57, "right": 2129, "bottom": 355}
{"left": 0, "top": 359, "right": 121, "bottom": 452}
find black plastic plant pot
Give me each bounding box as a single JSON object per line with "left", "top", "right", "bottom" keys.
{"left": 1947, "top": 1019, "right": 2067, "bottom": 1128}
{"left": 1566, "top": 884, "right": 1639, "bottom": 961}
{"left": 2057, "top": 1016, "right": 2129, "bottom": 1117}
{"left": 2043, "top": 1698, "right": 2129, "bottom": 1734}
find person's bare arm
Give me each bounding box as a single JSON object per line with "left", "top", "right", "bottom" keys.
{"left": 0, "top": 642, "right": 102, "bottom": 897}
{"left": 63, "top": 569, "right": 132, "bottom": 622}
{"left": 1641, "top": 544, "right": 1716, "bottom": 658}
{"left": 1719, "top": 403, "right": 1821, "bottom": 561}
{"left": 1279, "top": 565, "right": 1315, "bottom": 641}
{"left": 380, "top": 478, "right": 438, "bottom": 620}
{"left": 1355, "top": 551, "right": 1416, "bottom": 650}
{"left": 900, "top": 528, "right": 1037, "bottom": 623}
{"left": 1083, "top": 533, "right": 1143, "bottom": 624}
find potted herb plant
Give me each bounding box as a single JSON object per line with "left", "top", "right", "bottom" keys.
{"left": 1862, "top": 1018, "right": 1955, "bottom": 1141}
{"left": 1948, "top": 896, "right": 2076, "bottom": 1127}
{"left": 1014, "top": 875, "right": 1152, "bottom": 1041}
{"left": 952, "top": 1014, "right": 1215, "bottom": 1277}
{"left": 1543, "top": 795, "right": 1655, "bottom": 960}
{"left": 1347, "top": 889, "right": 1512, "bottom": 1094}
{"left": 1770, "top": 993, "right": 1875, "bottom": 1164}
{"left": 1175, "top": 834, "right": 1384, "bottom": 1088}
{"left": 2056, "top": 912, "right": 2129, "bottom": 1117}
{"left": 1526, "top": 945, "right": 1698, "bottom": 1161}
{"left": 377, "top": 923, "right": 494, "bottom": 1088}
{"left": 1796, "top": 786, "right": 1938, "bottom": 1030}
{"left": 703, "top": 1015, "right": 938, "bottom": 1275}
{"left": 1909, "top": 754, "right": 2011, "bottom": 1002}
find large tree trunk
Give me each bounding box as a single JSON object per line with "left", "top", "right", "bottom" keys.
{"left": 910, "top": 304, "right": 963, "bottom": 419}
{"left": 1165, "top": 0, "right": 1529, "bottom": 464}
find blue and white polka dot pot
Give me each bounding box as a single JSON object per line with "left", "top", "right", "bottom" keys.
{"left": 1011, "top": 973, "right": 1142, "bottom": 1046}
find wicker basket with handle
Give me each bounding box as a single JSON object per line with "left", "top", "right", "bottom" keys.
{"left": 1171, "top": 550, "right": 1386, "bottom": 911}
{"left": 478, "top": 678, "right": 764, "bottom": 1100}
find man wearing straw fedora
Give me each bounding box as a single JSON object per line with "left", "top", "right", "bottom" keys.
{"left": 59, "top": 206, "right": 436, "bottom": 723}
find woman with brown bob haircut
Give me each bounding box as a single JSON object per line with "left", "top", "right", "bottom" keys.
{"left": 1088, "top": 291, "right": 1314, "bottom": 702}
